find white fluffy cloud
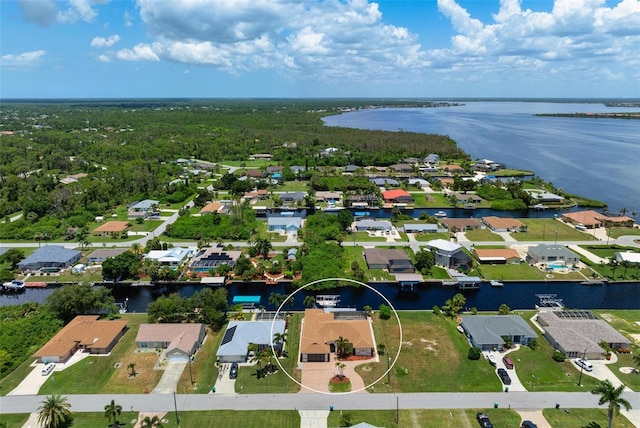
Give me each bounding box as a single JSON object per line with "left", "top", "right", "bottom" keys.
{"left": 1, "top": 50, "right": 46, "bottom": 69}
{"left": 58, "top": 0, "right": 108, "bottom": 24}
{"left": 110, "top": 0, "right": 638, "bottom": 86}
{"left": 91, "top": 35, "right": 120, "bottom": 48}
{"left": 17, "top": 0, "right": 58, "bottom": 27}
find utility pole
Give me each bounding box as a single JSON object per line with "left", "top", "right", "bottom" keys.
{"left": 173, "top": 391, "right": 180, "bottom": 425}
{"left": 188, "top": 352, "right": 194, "bottom": 386}
{"left": 387, "top": 355, "right": 391, "bottom": 386}
{"left": 577, "top": 349, "right": 587, "bottom": 387}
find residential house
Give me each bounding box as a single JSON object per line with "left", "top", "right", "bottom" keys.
{"left": 615, "top": 251, "right": 640, "bottom": 264}
{"left": 440, "top": 218, "right": 482, "bottom": 231}
{"left": 347, "top": 193, "right": 379, "bottom": 208}
{"left": 87, "top": 248, "right": 128, "bottom": 264}
{"left": 267, "top": 216, "right": 303, "bottom": 233}
{"left": 136, "top": 323, "right": 207, "bottom": 363}
{"left": 527, "top": 244, "right": 580, "bottom": 266}
{"left": 440, "top": 164, "right": 464, "bottom": 173}
{"left": 266, "top": 165, "right": 283, "bottom": 175}
{"left": 528, "top": 191, "right": 564, "bottom": 203}
{"left": 216, "top": 320, "right": 286, "bottom": 363}
{"left": 127, "top": 199, "right": 159, "bottom": 220}
{"left": 189, "top": 247, "right": 242, "bottom": 272}
{"left": 453, "top": 193, "right": 483, "bottom": 204}
{"left": 343, "top": 164, "right": 359, "bottom": 173}
{"left": 278, "top": 192, "right": 306, "bottom": 204}
{"left": 382, "top": 189, "right": 414, "bottom": 205}
{"left": 300, "top": 309, "right": 374, "bottom": 362}
{"left": 34, "top": 315, "right": 127, "bottom": 363}
{"left": 403, "top": 223, "right": 440, "bottom": 234}
{"left": 562, "top": 210, "right": 635, "bottom": 229}
{"left": 389, "top": 163, "right": 414, "bottom": 173}
{"left": 537, "top": 310, "right": 631, "bottom": 359}
{"left": 482, "top": 216, "right": 526, "bottom": 232}
{"left": 474, "top": 248, "right": 522, "bottom": 264}
{"left": 424, "top": 154, "right": 440, "bottom": 164}
{"left": 18, "top": 246, "right": 82, "bottom": 273}
{"left": 315, "top": 191, "right": 342, "bottom": 204}
{"left": 408, "top": 178, "right": 430, "bottom": 187}
{"left": 371, "top": 177, "right": 400, "bottom": 187}
{"left": 355, "top": 219, "right": 392, "bottom": 231}
{"left": 424, "top": 239, "right": 468, "bottom": 269}
{"left": 364, "top": 248, "right": 415, "bottom": 273}
{"left": 145, "top": 247, "right": 193, "bottom": 268}
{"left": 460, "top": 315, "right": 537, "bottom": 351}
{"left": 242, "top": 189, "right": 268, "bottom": 204}
{"left": 60, "top": 173, "right": 88, "bottom": 185}
{"left": 438, "top": 177, "right": 454, "bottom": 188}
{"left": 249, "top": 153, "right": 273, "bottom": 160}
{"left": 472, "top": 159, "right": 502, "bottom": 172}
{"left": 93, "top": 221, "right": 130, "bottom": 237}
{"left": 245, "top": 169, "right": 266, "bottom": 179}
{"left": 199, "top": 201, "right": 229, "bottom": 214}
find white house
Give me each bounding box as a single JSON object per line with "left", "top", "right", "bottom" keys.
{"left": 424, "top": 239, "right": 463, "bottom": 268}
{"left": 145, "top": 247, "right": 193, "bottom": 268}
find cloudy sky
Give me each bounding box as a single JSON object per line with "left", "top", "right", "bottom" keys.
{"left": 1, "top": 0, "right": 639, "bottom": 98}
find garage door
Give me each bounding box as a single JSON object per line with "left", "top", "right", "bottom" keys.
{"left": 167, "top": 354, "right": 189, "bottom": 363}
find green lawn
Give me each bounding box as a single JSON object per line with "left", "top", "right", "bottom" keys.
{"left": 465, "top": 229, "right": 504, "bottom": 241}
{"left": 608, "top": 227, "right": 640, "bottom": 238}
{"left": 273, "top": 181, "right": 311, "bottom": 192}
{"left": 26, "top": 268, "right": 105, "bottom": 284}
{"left": 354, "top": 231, "right": 387, "bottom": 242}
{"left": 0, "top": 358, "right": 38, "bottom": 397}
{"left": 580, "top": 245, "right": 639, "bottom": 259}
{"left": 476, "top": 263, "right": 549, "bottom": 281}
{"left": 327, "top": 408, "right": 521, "bottom": 428}
{"left": 356, "top": 312, "right": 501, "bottom": 392}
{"left": 607, "top": 353, "right": 640, "bottom": 391}
{"left": 237, "top": 313, "right": 301, "bottom": 394}
{"left": 543, "top": 408, "right": 636, "bottom": 428}
{"left": 508, "top": 312, "right": 600, "bottom": 391}
{"left": 177, "top": 327, "right": 222, "bottom": 394}
{"left": 515, "top": 219, "right": 596, "bottom": 241}
{"left": 413, "top": 232, "right": 451, "bottom": 242}
{"left": 0, "top": 413, "right": 30, "bottom": 427}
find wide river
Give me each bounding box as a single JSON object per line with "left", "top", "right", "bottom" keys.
{"left": 323, "top": 101, "right": 640, "bottom": 214}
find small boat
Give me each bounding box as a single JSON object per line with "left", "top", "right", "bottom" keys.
{"left": 487, "top": 353, "right": 497, "bottom": 365}
{"left": 2, "top": 280, "right": 25, "bottom": 290}
{"left": 535, "top": 294, "right": 564, "bottom": 310}
{"left": 434, "top": 211, "right": 447, "bottom": 218}
{"left": 490, "top": 280, "right": 504, "bottom": 287}
{"left": 316, "top": 295, "right": 341, "bottom": 308}
{"left": 456, "top": 325, "right": 465, "bottom": 334}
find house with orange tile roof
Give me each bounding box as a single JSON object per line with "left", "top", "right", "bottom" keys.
{"left": 34, "top": 315, "right": 127, "bottom": 363}
{"left": 93, "top": 221, "right": 130, "bottom": 237}
{"left": 199, "top": 201, "right": 229, "bottom": 214}
{"left": 482, "top": 216, "right": 526, "bottom": 232}
{"left": 474, "top": 248, "right": 522, "bottom": 264}
{"left": 300, "top": 309, "right": 375, "bottom": 363}
{"left": 382, "top": 189, "right": 414, "bottom": 205}
{"left": 562, "top": 210, "right": 634, "bottom": 229}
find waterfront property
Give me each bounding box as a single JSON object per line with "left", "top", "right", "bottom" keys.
{"left": 536, "top": 310, "right": 631, "bottom": 359}
{"left": 144, "top": 247, "right": 193, "bottom": 268}
{"left": 17, "top": 246, "right": 82, "bottom": 273}
{"left": 267, "top": 216, "right": 303, "bottom": 233}
{"left": 355, "top": 219, "right": 393, "bottom": 231}
{"left": 86, "top": 248, "right": 128, "bottom": 264}
{"left": 382, "top": 189, "right": 414, "bottom": 205}
{"left": 135, "top": 323, "right": 206, "bottom": 363}
{"left": 402, "top": 223, "right": 441, "bottom": 234}
{"left": 34, "top": 315, "right": 128, "bottom": 363}
{"left": 473, "top": 248, "right": 522, "bottom": 264}
{"left": 615, "top": 251, "right": 640, "bottom": 264}
{"left": 481, "top": 216, "right": 526, "bottom": 232}
{"left": 300, "top": 309, "right": 374, "bottom": 363}
{"left": 562, "top": 210, "right": 635, "bottom": 229}
{"left": 460, "top": 315, "right": 538, "bottom": 351}
{"left": 189, "top": 247, "right": 242, "bottom": 273}
{"left": 527, "top": 244, "right": 579, "bottom": 266}
{"left": 424, "top": 239, "right": 470, "bottom": 269}
{"left": 440, "top": 218, "right": 482, "bottom": 231}
{"left": 364, "top": 248, "right": 416, "bottom": 273}
{"left": 216, "top": 319, "right": 286, "bottom": 363}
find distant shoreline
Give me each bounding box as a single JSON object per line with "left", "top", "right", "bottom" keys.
{"left": 534, "top": 112, "right": 640, "bottom": 119}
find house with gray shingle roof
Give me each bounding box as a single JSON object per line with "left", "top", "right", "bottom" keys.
{"left": 460, "top": 315, "right": 537, "bottom": 351}
{"left": 18, "top": 246, "right": 82, "bottom": 272}
{"left": 527, "top": 244, "right": 579, "bottom": 266}
{"left": 216, "top": 320, "right": 285, "bottom": 363}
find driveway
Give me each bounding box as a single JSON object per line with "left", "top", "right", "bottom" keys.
{"left": 571, "top": 355, "right": 631, "bottom": 391}
{"left": 152, "top": 362, "right": 187, "bottom": 394}
{"left": 517, "top": 410, "right": 552, "bottom": 428}
{"left": 212, "top": 363, "right": 237, "bottom": 394}
{"left": 299, "top": 359, "right": 367, "bottom": 394}
{"left": 9, "top": 351, "right": 90, "bottom": 396}
{"left": 484, "top": 350, "right": 526, "bottom": 392}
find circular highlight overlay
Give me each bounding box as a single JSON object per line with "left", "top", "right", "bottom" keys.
{"left": 270, "top": 277, "right": 403, "bottom": 395}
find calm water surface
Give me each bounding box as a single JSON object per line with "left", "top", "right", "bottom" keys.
{"left": 323, "top": 102, "right": 640, "bottom": 213}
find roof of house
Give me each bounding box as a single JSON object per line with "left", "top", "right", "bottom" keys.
{"left": 482, "top": 216, "right": 525, "bottom": 229}
{"left": 267, "top": 217, "right": 303, "bottom": 227}
{"left": 382, "top": 189, "right": 412, "bottom": 200}
{"left": 562, "top": 210, "right": 634, "bottom": 226}
{"left": 301, "top": 309, "right": 374, "bottom": 355}
{"left": 460, "top": 315, "right": 537, "bottom": 346}
{"left": 425, "top": 239, "right": 462, "bottom": 252}
{"left": 93, "top": 221, "right": 130, "bottom": 233}
{"left": 18, "top": 246, "right": 82, "bottom": 267}
{"left": 537, "top": 311, "right": 630, "bottom": 352}
{"left": 217, "top": 320, "right": 286, "bottom": 357}
{"left": 278, "top": 192, "right": 305, "bottom": 201}
{"left": 87, "top": 248, "right": 128, "bottom": 259}
{"left": 364, "top": 248, "right": 411, "bottom": 266}
{"left": 136, "top": 324, "right": 205, "bottom": 353}
{"left": 129, "top": 199, "right": 159, "bottom": 211}
{"left": 474, "top": 248, "right": 521, "bottom": 261}
{"left": 34, "top": 315, "right": 127, "bottom": 358}
{"left": 528, "top": 244, "right": 578, "bottom": 259}
{"left": 371, "top": 177, "right": 399, "bottom": 186}
{"left": 616, "top": 251, "right": 640, "bottom": 264}
{"left": 355, "top": 219, "right": 393, "bottom": 230}
{"left": 440, "top": 218, "right": 482, "bottom": 229}
{"left": 199, "top": 202, "right": 224, "bottom": 214}
{"left": 145, "top": 248, "right": 192, "bottom": 263}
{"left": 403, "top": 223, "right": 439, "bottom": 232}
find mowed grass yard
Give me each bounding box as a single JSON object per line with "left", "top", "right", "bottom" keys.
{"left": 543, "top": 408, "right": 636, "bottom": 428}
{"left": 356, "top": 311, "right": 501, "bottom": 392}
{"left": 515, "top": 219, "right": 596, "bottom": 241}
{"left": 327, "top": 408, "right": 521, "bottom": 428}
{"left": 39, "top": 314, "right": 163, "bottom": 395}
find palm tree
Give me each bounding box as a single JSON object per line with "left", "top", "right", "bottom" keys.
{"left": 632, "top": 351, "right": 640, "bottom": 372}
{"left": 591, "top": 380, "right": 632, "bottom": 428}
{"left": 254, "top": 238, "right": 272, "bottom": 259}
{"left": 335, "top": 361, "right": 346, "bottom": 379}
{"left": 335, "top": 336, "right": 348, "bottom": 359}
{"left": 130, "top": 242, "right": 144, "bottom": 256}
{"left": 140, "top": 415, "right": 163, "bottom": 428}
{"left": 272, "top": 332, "right": 287, "bottom": 355}
{"left": 127, "top": 362, "right": 137, "bottom": 377}
{"left": 38, "top": 395, "right": 72, "bottom": 428}
{"left": 104, "top": 399, "right": 122, "bottom": 426}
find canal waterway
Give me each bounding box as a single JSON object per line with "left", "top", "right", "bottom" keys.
{"left": 323, "top": 101, "right": 640, "bottom": 214}
{"left": 2, "top": 280, "right": 639, "bottom": 312}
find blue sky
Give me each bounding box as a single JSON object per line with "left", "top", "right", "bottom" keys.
{"left": 1, "top": 0, "right": 639, "bottom": 98}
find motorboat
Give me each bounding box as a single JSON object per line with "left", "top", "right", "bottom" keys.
{"left": 490, "top": 280, "right": 504, "bottom": 287}
{"left": 487, "top": 353, "right": 497, "bottom": 365}
{"left": 456, "top": 325, "right": 465, "bottom": 334}
{"left": 434, "top": 211, "right": 447, "bottom": 218}
{"left": 2, "top": 280, "right": 25, "bottom": 291}
{"left": 316, "top": 295, "right": 341, "bottom": 308}
{"left": 535, "top": 294, "right": 564, "bottom": 310}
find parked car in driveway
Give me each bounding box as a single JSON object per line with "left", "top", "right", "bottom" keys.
{"left": 575, "top": 358, "right": 593, "bottom": 372}
{"left": 502, "top": 356, "right": 514, "bottom": 369}
{"left": 521, "top": 421, "right": 538, "bottom": 428}
{"left": 476, "top": 412, "right": 494, "bottom": 428}
{"left": 497, "top": 368, "right": 511, "bottom": 385}
{"left": 229, "top": 362, "right": 238, "bottom": 379}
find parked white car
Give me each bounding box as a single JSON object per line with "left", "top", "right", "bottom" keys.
{"left": 575, "top": 358, "right": 593, "bottom": 372}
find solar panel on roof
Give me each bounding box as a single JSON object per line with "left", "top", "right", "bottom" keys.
{"left": 221, "top": 325, "right": 237, "bottom": 346}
